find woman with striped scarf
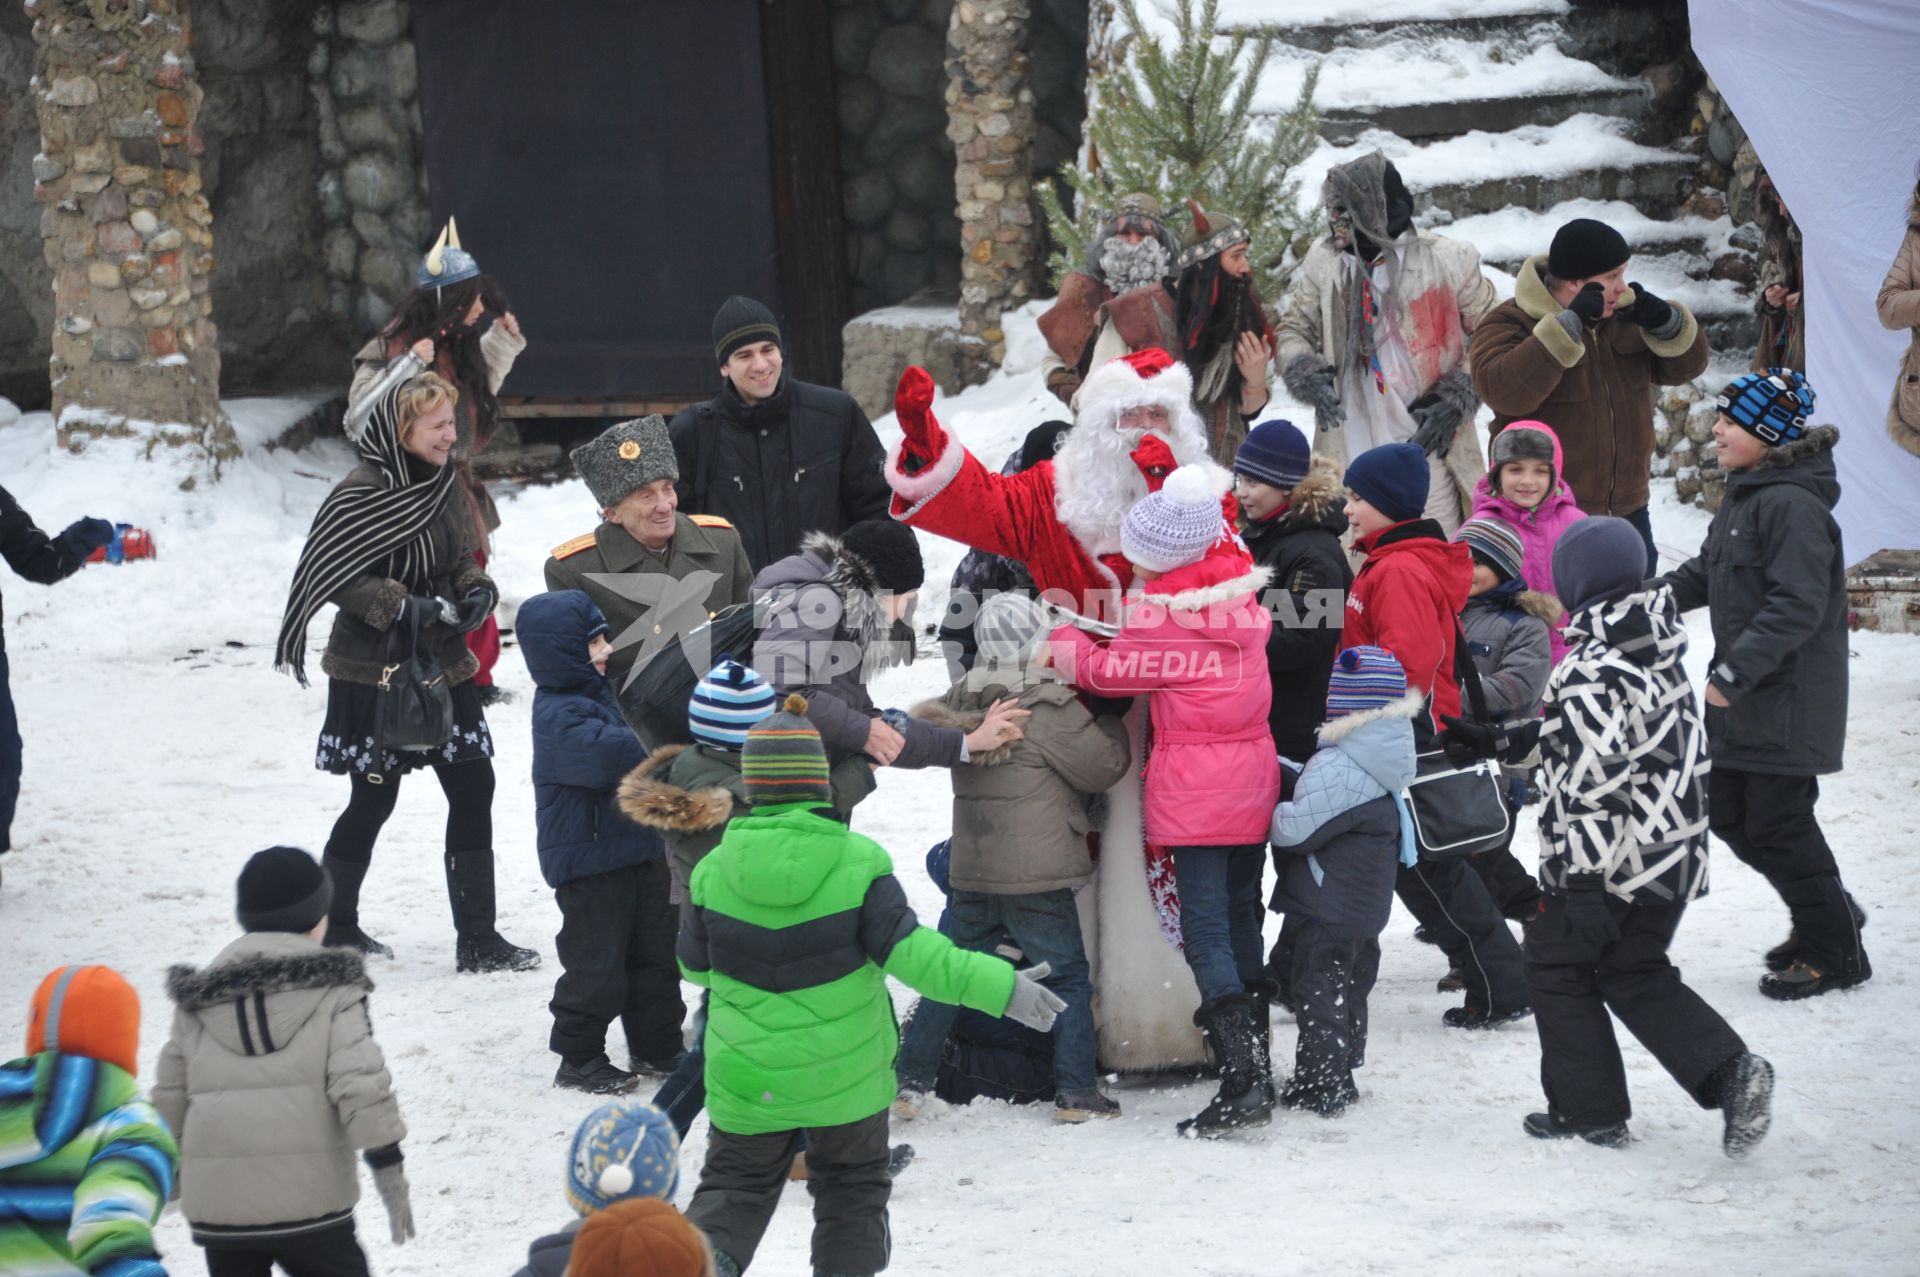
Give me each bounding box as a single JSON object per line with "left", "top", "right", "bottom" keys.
{"left": 275, "top": 361, "right": 538, "bottom": 974}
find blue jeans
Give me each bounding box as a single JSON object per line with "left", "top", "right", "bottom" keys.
{"left": 895, "top": 888, "right": 1096, "bottom": 1095}
{"left": 1172, "top": 844, "right": 1267, "bottom": 1002}
{"left": 1621, "top": 504, "right": 1660, "bottom": 577}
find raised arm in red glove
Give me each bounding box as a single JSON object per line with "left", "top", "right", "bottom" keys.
{"left": 893, "top": 366, "right": 949, "bottom": 473}
{"left": 1129, "top": 434, "right": 1177, "bottom": 491}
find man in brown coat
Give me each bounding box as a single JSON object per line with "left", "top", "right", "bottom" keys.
{"left": 1469, "top": 218, "right": 1709, "bottom": 573}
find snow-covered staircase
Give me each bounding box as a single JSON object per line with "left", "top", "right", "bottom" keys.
{"left": 1217, "top": 0, "right": 1758, "bottom": 360}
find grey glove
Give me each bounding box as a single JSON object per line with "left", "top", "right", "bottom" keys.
{"left": 1408, "top": 393, "right": 1464, "bottom": 458}
{"left": 1301, "top": 366, "right": 1343, "bottom": 432}
{"left": 371, "top": 1160, "right": 415, "bottom": 1245}
{"left": 1002, "top": 960, "right": 1068, "bottom": 1033}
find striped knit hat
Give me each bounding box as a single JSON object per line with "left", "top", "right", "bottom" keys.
{"left": 1455, "top": 515, "right": 1526, "bottom": 585}
{"left": 741, "top": 693, "right": 833, "bottom": 808}
{"left": 689, "top": 660, "right": 776, "bottom": 751}
{"left": 1325, "top": 645, "right": 1407, "bottom": 720}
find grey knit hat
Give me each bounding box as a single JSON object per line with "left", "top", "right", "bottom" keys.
{"left": 571, "top": 416, "right": 679, "bottom": 510}
{"left": 974, "top": 592, "right": 1050, "bottom": 665}
{"left": 1121, "top": 464, "right": 1221, "bottom": 573}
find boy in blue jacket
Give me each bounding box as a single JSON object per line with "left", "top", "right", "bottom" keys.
{"left": 1269, "top": 647, "right": 1420, "bottom": 1117}
{"left": 521, "top": 590, "right": 685, "bottom": 1095}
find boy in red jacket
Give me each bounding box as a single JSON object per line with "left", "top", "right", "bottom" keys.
{"left": 1342, "top": 443, "right": 1531, "bottom": 1030}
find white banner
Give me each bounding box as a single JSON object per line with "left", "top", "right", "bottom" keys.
{"left": 1689, "top": 0, "right": 1920, "bottom": 561}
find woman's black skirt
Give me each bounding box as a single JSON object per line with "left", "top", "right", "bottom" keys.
{"left": 315, "top": 677, "right": 494, "bottom": 777}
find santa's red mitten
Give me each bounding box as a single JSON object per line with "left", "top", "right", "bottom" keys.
{"left": 1130, "top": 434, "right": 1177, "bottom": 489}
{"left": 894, "top": 367, "right": 948, "bottom": 471}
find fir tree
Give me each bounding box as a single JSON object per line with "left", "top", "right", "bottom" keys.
{"left": 1037, "top": 0, "right": 1320, "bottom": 296}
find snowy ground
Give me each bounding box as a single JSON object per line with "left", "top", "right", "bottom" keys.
{"left": 2, "top": 308, "right": 1917, "bottom": 1274}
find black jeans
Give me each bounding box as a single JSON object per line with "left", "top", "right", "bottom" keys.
{"left": 0, "top": 651, "right": 16, "bottom": 853}
{"left": 201, "top": 1223, "right": 371, "bottom": 1277}
{"left": 687, "top": 1110, "right": 892, "bottom": 1275}
{"left": 1708, "top": 768, "right": 1865, "bottom": 971}
{"left": 1526, "top": 892, "right": 1746, "bottom": 1125}
{"left": 1395, "top": 858, "right": 1529, "bottom": 1012}
{"left": 1621, "top": 503, "right": 1660, "bottom": 576}
{"left": 550, "top": 859, "right": 685, "bottom": 1064}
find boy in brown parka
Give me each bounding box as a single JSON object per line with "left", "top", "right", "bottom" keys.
{"left": 894, "top": 592, "right": 1131, "bottom": 1123}
{"left": 154, "top": 847, "right": 412, "bottom": 1276}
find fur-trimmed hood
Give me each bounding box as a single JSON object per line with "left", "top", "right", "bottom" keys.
{"left": 1280, "top": 455, "right": 1346, "bottom": 528}
{"left": 1316, "top": 689, "right": 1422, "bottom": 791}
{"left": 1467, "top": 581, "right": 1566, "bottom": 625}
{"left": 1728, "top": 424, "right": 1841, "bottom": 509}
{"left": 166, "top": 932, "right": 370, "bottom": 1056}
{"left": 785, "top": 530, "right": 892, "bottom": 655}
{"left": 617, "top": 743, "right": 740, "bottom": 833}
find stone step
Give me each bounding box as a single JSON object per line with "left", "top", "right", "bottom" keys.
{"left": 1222, "top": 5, "right": 1570, "bottom": 54}
{"left": 1417, "top": 155, "right": 1689, "bottom": 220}
{"left": 1316, "top": 84, "right": 1649, "bottom": 145}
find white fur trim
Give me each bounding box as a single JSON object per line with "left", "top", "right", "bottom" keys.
{"left": 884, "top": 434, "right": 967, "bottom": 518}
{"left": 1077, "top": 355, "right": 1196, "bottom": 428}
{"left": 1316, "top": 690, "right": 1426, "bottom": 745}
{"left": 1136, "top": 565, "right": 1273, "bottom": 610}
{"left": 1091, "top": 702, "right": 1208, "bottom": 1069}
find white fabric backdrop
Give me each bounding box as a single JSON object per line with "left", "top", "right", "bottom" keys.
{"left": 1690, "top": 0, "right": 1920, "bottom": 561}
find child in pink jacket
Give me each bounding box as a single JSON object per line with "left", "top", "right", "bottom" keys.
{"left": 1473, "top": 419, "right": 1586, "bottom": 663}
{"left": 1049, "top": 463, "right": 1280, "bottom": 1139}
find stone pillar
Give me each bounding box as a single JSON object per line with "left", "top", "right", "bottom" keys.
{"left": 310, "top": 0, "right": 430, "bottom": 337}
{"left": 28, "top": 0, "right": 233, "bottom": 461}
{"left": 946, "top": 0, "right": 1038, "bottom": 366}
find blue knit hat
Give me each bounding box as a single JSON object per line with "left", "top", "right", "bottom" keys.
{"left": 689, "top": 659, "right": 776, "bottom": 751}
{"left": 1552, "top": 516, "right": 1645, "bottom": 614}
{"left": 1325, "top": 645, "right": 1407, "bottom": 719}
{"left": 1717, "top": 368, "right": 1814, "bottom": 445}
{"left": 1233, "top": 417, "right": 1312, "bottom": 491}
{"left": 566, "top": 1102, "right": 680, "bottom": 1216}
{"left": 1344, "top": 442, "right": 1428, "bottom": 524}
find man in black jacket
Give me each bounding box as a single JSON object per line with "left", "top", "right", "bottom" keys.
{"left": 1, "top": 486, "right": 115, "bottom": 869}
{"left": 669, "top": 297, "right": 892, "bottom": 573}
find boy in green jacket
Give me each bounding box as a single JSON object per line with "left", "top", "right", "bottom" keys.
{"left": 680, "top": 694, "right": 1063, "bottom": 1277}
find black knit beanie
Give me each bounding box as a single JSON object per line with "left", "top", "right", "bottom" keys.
{"left": 839, "top": 519, "right": 924, "bottom": 593}
{"left": 1547, "top": 218, "right": 1630, "bottom": 281}
{"left": 1019, "top": 422, "right": 1071, "bottom": 473}
{"left": 236, "top": 846, "right": 333, "bottom": 934}
{"left": 712, "top": 296, "right": 782, "bottom": 364}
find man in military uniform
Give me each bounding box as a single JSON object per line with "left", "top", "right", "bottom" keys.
{"left": 545, "top": 416, "right": 754, "bottom": 690}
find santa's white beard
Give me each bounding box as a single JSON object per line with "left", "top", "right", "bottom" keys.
{"left": 1053, "top": 408, "right": 1214, "bottom": 556}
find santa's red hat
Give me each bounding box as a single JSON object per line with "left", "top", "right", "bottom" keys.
{"left": 1076, "top": 345, "right": 1195, "bottom": 431}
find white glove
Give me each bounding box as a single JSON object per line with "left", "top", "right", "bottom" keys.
{"left": 371, "top": 1161, "right": 415, "bottom": 1245}
{"left": 1002, "top": 960, "right": 1068, "bottom": 1033}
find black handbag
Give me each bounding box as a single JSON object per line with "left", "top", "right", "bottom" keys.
{"left": 374, "top": 607, "right": 455, "bottom": 752}
{"left": 616, "top": 593, "right": 797, "bottom": 750}
{"left": 1401, "top": 623, "right": 1512, "bottom": 860}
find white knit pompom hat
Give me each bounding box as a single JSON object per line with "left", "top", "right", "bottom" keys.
{"left": 1120, "top": 464, "right": 1220, "bottom": 573}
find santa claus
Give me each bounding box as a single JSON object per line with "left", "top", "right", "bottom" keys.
{"left": 888, "top": 346, "right": 1245, "bottom": 1069}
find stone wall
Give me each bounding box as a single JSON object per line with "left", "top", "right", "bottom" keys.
{"left": 831, "top": 0, "right": 1085, "bottom": 318}
{"left": 0, "top": 6, "right": 50, "bottom": 407}
{"left": 28, "top": 0, "right": 231, "bottom": 453}
{"left": 948, "top": 0, "right": 1037, "bottom": 364}
{"left": 309, "top": 0, "right": 429, "bottom": 339}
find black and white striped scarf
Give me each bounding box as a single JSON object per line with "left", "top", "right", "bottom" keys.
{"left": 274, "top": 374, "right": 456, "bottom": 685}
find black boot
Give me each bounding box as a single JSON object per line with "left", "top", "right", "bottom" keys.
{"left": 320, "top": 855, "right": 392, "bottom": 959}
{"left": 1523, "top": 1110, "right": 1629, "bottom": 1148}
{"left": 1245, "top": 978, "right": 1280, "bottom": 1105}
{"left": 1763, "top": 890, "right": 1866, "bottom": 972}
{"left": 444, "top": 850, "right": 540, "bottom": 973}
{"left": 1177, "top": 993, "right": 1273, "bottom": 1138}
{"left": 1705, "top": 1051, "right": 1774, "bottom": 1160}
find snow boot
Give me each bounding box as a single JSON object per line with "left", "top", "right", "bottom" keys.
{"left": 1758, "top": 955, "right": 1871, "bottom": 1000}
{"left": 1278, "top": 1074, "right": 1353, "bottom": 1119}
{"left": 1054, "top": 1090, "right": 1122, "bottom": 1123}
{"left": 1176, "top": 993, "right": 1273, "bottom": 1138}
{"left": 1443, "top": 1002, "right": 1532, "bottom": 1030}
{"left": 1707, "top": 1051, "right": 1774, "bottom": 1160}
{"left": 787, "top": 1143, "right": 914, "bottom": 1183}
{"left": 1764, "top": 892, "right": 1867, "bottom": 972}
{"left": 891, "top": 1082, "right": 929, "bottom": 1121}
{"left": 627, "top": 1049, "right": 686, "bottom": 1076}
{"left": 1245, "top": 977, "right": 1281, "bottom": 1104}
{"left": 1523, "top": 1111, "right": 1629, "bottom": 1148}
{"left": 444, "top": 849, "right": 540, "bottom": 973}
{"left": 320, "top": 854, "right": 392, "bottom": 959}
{"left": 1435, "top": 968, "right": 1465, "bottom": 994}
{"left": 554, "top": 1054, "right": 639, "bottom": 1095}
